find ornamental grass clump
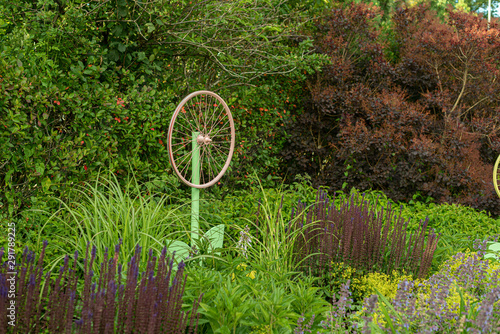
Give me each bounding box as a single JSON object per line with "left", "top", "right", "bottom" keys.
{"left": 291, "top": 189, "right": 439, "bottom": 279}
{"left": 0, "top": 241, "right": 201, "bottom": 333}
{"left": 37, "top": 172, "right": 188, "bottom": 281}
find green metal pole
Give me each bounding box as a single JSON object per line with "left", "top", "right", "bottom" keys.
{"left": 191, "top": 131, "right": 200, "bottom": 247}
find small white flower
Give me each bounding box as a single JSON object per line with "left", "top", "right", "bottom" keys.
{"left": 237, "top": 225, "right": 252, "bottom": 258}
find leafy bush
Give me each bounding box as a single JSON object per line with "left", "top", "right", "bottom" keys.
{"left": 183, "top": 262, "right": 330, "bottom": 333}
{"left": 204, "top": 182, "right": 499, "bottom": 280}
{"left": 291, "top": 189, "right": 439, "bottom": 280}
{"left": 0, "top": 242, "right": 202, "bottom": 333}
{"left": 199, "top": 175, "right": 321, "bottom": 262}
{"left": 0, "top": 40, "right": 180, "bottom": 215}
{"left": 0, "top": 0, "right": 326, "bottom": 219}
{"left": 232, "top": 179, "right": 323, "bottom": 275}
{"left": 403, "top": 201, "right": 500, "bottom": 238}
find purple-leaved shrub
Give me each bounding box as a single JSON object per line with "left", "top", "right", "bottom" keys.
{"left": 0, "top": 241, "right": 202, "bottom": 333}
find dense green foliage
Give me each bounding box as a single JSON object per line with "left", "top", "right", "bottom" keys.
{"left": 2, "top": 172, "right": 500, "bottom": 332}
{"left": 0, "top": 0, "right": 325, "bottom": 219}
{"left": 2, "top": 0, "right": 500, "bottom": 220}
{"left": 183, "top": 264, "right": 330, "bottom": 333}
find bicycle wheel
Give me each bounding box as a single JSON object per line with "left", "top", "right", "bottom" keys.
{"left": 168, "top": 91, "right": 235, "bottom": 188}
{"left": 494, "top": 154, "right": 500, "bottom": 199}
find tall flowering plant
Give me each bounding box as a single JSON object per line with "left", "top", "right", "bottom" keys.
{"left": 0, "top": 241, "right": 202, "bottom": 333}
{"left": 364, "top": 240, "right": 500, "bottom": 333}
{"left": 290, "top": 189, "right": 439, "bottom": 279}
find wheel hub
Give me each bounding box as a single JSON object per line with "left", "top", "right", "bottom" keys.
{"left": 197, "top": 134, "right": 212, "bottom": 145}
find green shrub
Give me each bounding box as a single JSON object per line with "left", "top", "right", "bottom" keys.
{"left": 200, "top": 175, "right": 320, "bottom": 250}
{"left": 0, "top": 0, "right": 326, "bottom": 220}
{"left": 403, "top": 201, "right": 500, "bottom": 239}
{"left": 183, "top": 261, "right": 330, "bottom": 333}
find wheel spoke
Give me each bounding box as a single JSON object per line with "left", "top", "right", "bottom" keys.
{"left": 210, "top": 128, "right": 232, "bottom": 138}
{"left": 208, "top": 111, "right": 227, "bottom": 136}
{"left": 210, "top": 141, "right": 231, "bottom": 145}
{"left": 206, "top": 103, "right": 225, "bottom": 135}
{"left": 172, "top": 128, "right": 193, "bottom": 140}
{"left": 185, "top": 101, "right": 203, "bottom": 133}
{"left": 173, "top": 118, "right": 197, "bottom": 136}
{"left": 179, "top": 146, "right": 200, "bottom": 180}
{"left": 198, "top": 95, "right": 209, "bottom": 135}
{"left": 171, "top": 143, "right": 191, "bottom": 156}
{"left": 209, "top": 120, "right": 231, "bottom": 138}
{"left": 205, "top": 146, "right": 214, "bottom": 182}
{"left": 207, "top": 145, "right": 225, "bottom": 169}
{"left": 210, "top": 144, "right": 230, "bottom": 164}
{"left": 175, "top": 147, "right": 195, "bottom": 165}
{"left": 176, "top": 151, "right": 194, "bottom": 179}
{"left": 203, "top": 95, "right": 210, "bottom": 134}
{"left": 170, "top": 141, "right": 190, "bottom": 149}
{"left": 205, "top": 148, "right": 220, "bottom": 181}
{"left": 170, "top": 135, "right": 191, "bottom": 144}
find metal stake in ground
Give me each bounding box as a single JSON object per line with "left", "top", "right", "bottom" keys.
{"left": 191, "top": 131, "right": 200, "bottom": 246}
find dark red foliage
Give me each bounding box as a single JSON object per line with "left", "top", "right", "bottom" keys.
{"left": 282, "top": 3, "right": 500, "bottom": 215}
{"left": 0, "top": 241, "right": 201, "bottom": 333}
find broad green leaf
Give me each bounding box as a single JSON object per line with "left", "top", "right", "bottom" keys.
{"left": 145, "top": 23, "right": 155, "bottom": 33}
{"left": 35, "top": 162, "right": 45, "bottom": 176}
{"left": 204, "top": 224, "right": 225, "bottom": 254}
{"left": 488, "top": 242, "right": 500, "bottom": 252}
{"left": 41, "top": 177, "right": 52, "bottom": 192}
{"left": 165, "top": 239, "right": 190, "bottom": 264}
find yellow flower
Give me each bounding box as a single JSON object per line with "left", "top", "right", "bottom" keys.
{"left": 231, "top": 263, "right": 256, "bottom": 281}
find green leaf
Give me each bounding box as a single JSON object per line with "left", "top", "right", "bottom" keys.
{"left": 35, "top": 162, "right": 45, "bottom": 176}
{"left": 215, "top": 325, "right": 231, "bottom": 334}
{"left": 374, "top": 288, "right": 409, "bottom": 333}
{"left": 204, "top": 224, "right": 225, "bottom": 254}
{"left": 145, "top": 23, "right": 155, "bottom": 33}
{"left": 118, "top": 43, "right": 126, "bottom": 53}
{"left": 41, "top": 177, "right": 52, "bottom": 192}
{"left": 137, "top": 52, "right": 146, "bottom": 62}
{"left": 488, "top": 242, "right": 500, "bottom": 252}
{"left": 165, "top": 239, "right": 190, "bottom": 264}
{"left": 455, "top": 282, "right": 466, "bottom": 316}
{"left": 117, "top": 6, "right": 128, "bottom": 18}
